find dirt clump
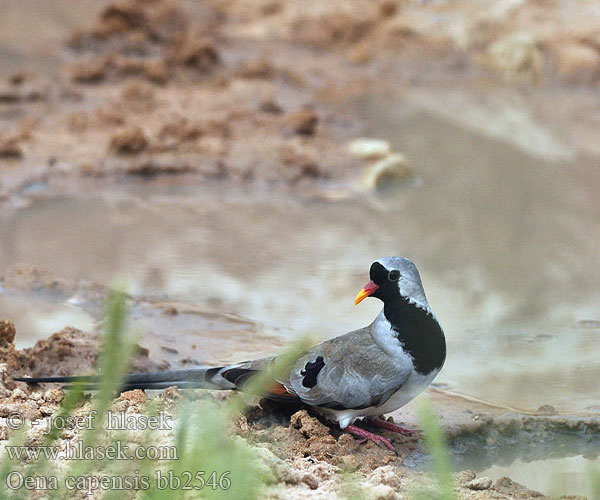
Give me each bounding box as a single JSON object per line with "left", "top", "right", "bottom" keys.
{"left": 110, "top": 127, "right": 149, "bottom": 155}
{"left": 157, "top": 117, "right": 203, "bottom": 147}
{"left": 97, "top": 2, "right": 149, "bottom": 36}
{"left": 0, "top": 265, "right": 69, "bottom": 293}
{"left": 287, "top": 108, "right": 319, "bottom": 136}
{"left": 18, "top": 327, "right": 101, "bottom": 378}
{"left": 0, "top": 136, "right": 23, "bottom": 159}
{"left": 69, "top": 57, "right": 111, "bottom": 83}
{"left": 553, "top": 43, "right": 600, "bottom": 85}
{"left": 256, "top": 409, "right": 409, "bottom": 472}
{"left": 72, "top": 0, "right": 189, "bottom": 47}
{"left": 0, "top": 320, "right": 21, "bottom": 379}
{"left": 165, "top": 33, "right": 219, "bottom": 72}
{"left": 259, "top": 99, "right": 283, "bottom": 114}
{"left": 236, "top": 58, "right": 275, "bottom": 80}
{"left": 67, "top": 0, "right": 221, "bottom": 84}
{"left": 290, "top": 409, "right": 331, "bottom": 438}
{"left": 0, "top": 77, "right": 46, "bottom": 103}
{"left": 494, "top": 476, "right": 544, "bottom": 497}
{"left": 0, "top": 320, "right": 16, "bottom": 347}
{"left": 119, "top": 82, "right": 156, "bottom": 112}
{"left": 0, "top": 317, "right": 166, "bottom": 382}
{"left": 114, "top": 389, "right": 147, "bottom": 412}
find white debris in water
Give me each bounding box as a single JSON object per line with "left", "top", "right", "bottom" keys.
{"left": 359, "top": 153, "right": 413, "bottom": 191}
{"left": 347, "top": 138, "right": 391, "bottom": 160}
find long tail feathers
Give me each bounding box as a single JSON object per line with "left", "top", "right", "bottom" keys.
{"left": 14, "top": 367, "right": 240, "bottom": 392}
{"left": 13, "top": 365, "right": 299, "bottom": 402}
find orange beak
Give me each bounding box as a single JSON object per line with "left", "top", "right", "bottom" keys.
{"left": 354, "top": 280, "right": 379, "bottom": 305}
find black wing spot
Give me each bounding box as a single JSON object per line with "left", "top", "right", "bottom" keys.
{"left": 300, "top": 356, "right": 325, "bottom": 388}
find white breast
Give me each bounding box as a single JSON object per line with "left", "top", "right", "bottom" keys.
{"left": 368, "top": 369, "right": 439, "bottom": 415}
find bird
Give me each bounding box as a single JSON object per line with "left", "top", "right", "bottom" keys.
{"left": 15, "top": 257, "right": 446, "bottom": 452}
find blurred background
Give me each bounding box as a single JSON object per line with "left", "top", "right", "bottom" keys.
{"left": 1, "top": 0, "right": 599, "bottom": 496}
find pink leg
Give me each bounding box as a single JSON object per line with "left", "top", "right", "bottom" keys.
{"left": 367, "top": 418, "right": 416, "bottom": 437}
{"left": 345, "top": 424, "right": 397, "bottom": 454}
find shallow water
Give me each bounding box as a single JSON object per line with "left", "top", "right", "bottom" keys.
{"left": 0, "top": 292, "right": 95, "bottom": 350}
{"left": 484, "top": 455, "right": 596, "bottom": 498}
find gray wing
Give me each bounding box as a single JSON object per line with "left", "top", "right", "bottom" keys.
{"left": 278, "top": 327, "right": 412, "bottom": 410}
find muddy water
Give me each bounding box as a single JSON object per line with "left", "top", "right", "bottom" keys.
{"left": 484, "top": 456, "right": 596, "bottom": 498}
{"left": 0, "top": 291, "right": 95, "bottom": 349}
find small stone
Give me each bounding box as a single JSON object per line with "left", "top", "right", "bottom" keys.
{"left": 465, "top": 477, "right": 493, "bottom": 490}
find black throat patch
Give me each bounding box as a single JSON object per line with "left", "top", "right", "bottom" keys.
{"left": 384, "top": 297, "right": 446, "bottom": 375}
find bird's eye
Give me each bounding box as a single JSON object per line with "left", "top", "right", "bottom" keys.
{"left": 388, "top": 270, "right": 400, "bottom": 281}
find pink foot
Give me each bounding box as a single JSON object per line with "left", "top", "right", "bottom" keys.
{"left": 367, "top": 418, "right": 416, "bottom": 437}
{"left": 345, "top": 424, "right": 397, "bottom": 454}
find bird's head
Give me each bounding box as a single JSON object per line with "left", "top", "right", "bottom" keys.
{"left": 354, "top": 256, "right": 428, "bottom": 307}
